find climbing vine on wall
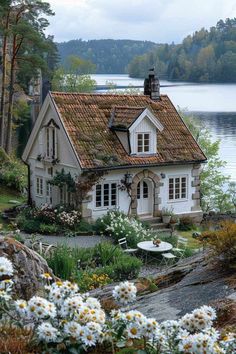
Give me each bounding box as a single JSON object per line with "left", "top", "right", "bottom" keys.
{"left": 49, "top": 169, "right": 76, "bottom": 192}
{"left": 75, "top": 170, "right": 106, "bottom": 205}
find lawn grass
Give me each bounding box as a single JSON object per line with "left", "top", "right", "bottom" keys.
{"left": 0, "top": 187, "right": 26, "bottom": 230}
{"left": 0, "top": 186, "right": 25, "bottom": 212}
{"left": 177, "top": 230, "right": 202, "bottom": 249}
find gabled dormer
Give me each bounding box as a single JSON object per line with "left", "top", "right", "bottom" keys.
{"left": 109, "top": 106, "right": 164, "bottom": 156}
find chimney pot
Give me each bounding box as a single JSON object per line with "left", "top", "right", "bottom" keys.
{"left": 144, "top": 68, "right": 160, "bottom": 100}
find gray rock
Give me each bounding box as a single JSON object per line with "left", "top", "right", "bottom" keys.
{"left": 91, "top": 252, "right": 236, "bottom": 322}
{"left": 0, "top": 237, "right": 55, "bottom": 299}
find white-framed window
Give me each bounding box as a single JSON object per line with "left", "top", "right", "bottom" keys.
{"left": 46, "top": 181, "right": 53, "bottom": 204}
{"left": 46, "top": 127, "right": 57, "bottom": 159}
{"left": 137, "top": 132, "right": 150, "bottom": 153}
{"left": 95, "top": 182, "right": 117, "bottom": 208}
{"left": 169, "top": 176, "right": 188, "bottom": 201}
{"left": 36, "top": 177, "right": 44, "bottom": 197}
{"left": 59, "top": 185, "right": 74, "bottom": 206}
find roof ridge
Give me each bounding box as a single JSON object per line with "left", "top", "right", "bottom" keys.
{"left": 113, "top": 105, "right": 146, "bottom": 109}
{"left": 51, "top": 91, "right": 168, "bottom": 98}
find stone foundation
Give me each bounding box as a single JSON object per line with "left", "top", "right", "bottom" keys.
{"left": 176, "top": 211, "right": 203, "bottom": 224}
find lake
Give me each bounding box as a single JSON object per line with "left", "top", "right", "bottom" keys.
{"left": 91, "top": 74, "right": 236, "bottom": 181}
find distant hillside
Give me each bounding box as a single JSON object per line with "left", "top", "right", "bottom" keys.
{"left": 56, "top": 39, "right": 157, "bottom": 74}
{"left": 128, "top": 18, "right": 236, "bottom": 83}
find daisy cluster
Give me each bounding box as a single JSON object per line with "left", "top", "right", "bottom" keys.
{"left": 113, "top": 281, "right": 137, "bottom": 304}
{"left": 102, "top": 211, "right": 152, "bottom": 243}
{"left": 0, "top": 256, "right": 14, "bottom": 301}
{"left": 0, "top": 256, "right": 235, "bottom": 353}
{"left": 58, "top": 210, "right": 81, "bottom": 227}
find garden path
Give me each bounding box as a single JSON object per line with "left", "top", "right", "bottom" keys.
{"left": 20, "top": 233, "right": 111, "bottom": 248}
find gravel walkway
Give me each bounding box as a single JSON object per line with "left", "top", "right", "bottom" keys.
{"left": 20, "top": 233, "right": 111, "bottom": 248}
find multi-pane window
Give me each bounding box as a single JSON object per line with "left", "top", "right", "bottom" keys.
{"left": 46, "top": 181, "right": 53, "bottom": 204}
{"left": 137, "top": 133, "right": 150, "bottom": 153}
{"left": 59, "top": 185, "right": 74, "bottom": 206}
{"left": 46, "top": 127, "right": 57, "bottom": 159}
{"left": 95, "top": 182, "right": 117, "bottom": 208}
{"left": 169, "top": 176, "right": 187, "bottom": 200}
{"left": 137, "top": 181, "right": 149, "bottom": 199}
{"left": 36, "top": 177, "right": 43, "bottom": 196}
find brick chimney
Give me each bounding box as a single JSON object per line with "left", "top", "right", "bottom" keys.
{"left": 144, "top": 68, "right": 160, "bottom": 100}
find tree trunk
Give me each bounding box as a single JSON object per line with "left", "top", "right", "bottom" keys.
{"left": 5, "top": 35, "right": 17, "bottom": 154}
{"left": 0, "top": 10, "right": 10, "bottom": 149}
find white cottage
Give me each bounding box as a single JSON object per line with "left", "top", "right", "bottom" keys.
{"left": 22, "top": 71, "right": 207, "bottom": 223}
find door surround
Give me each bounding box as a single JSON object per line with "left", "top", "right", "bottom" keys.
{"left": 130, "top": 169, "right": 163, "bottom": 216}
{"left": 137, "top": 178, "right": 153, "bottom": 216}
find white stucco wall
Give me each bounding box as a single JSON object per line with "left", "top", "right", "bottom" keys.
{"left": 86, "top": 164, "right": 197, "bottom": 220}
{"left": 26, "top": 101, "right": 80, "bottom": 207}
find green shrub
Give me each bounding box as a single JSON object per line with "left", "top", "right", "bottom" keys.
{"left": 0, "top": 157, "right": 27, "bottom": 192}
{"left": 178, "top": 216, "right": 196, "bottom": 231}
{"left": 76, "top": 219, "right": 94, "bottom": 233}
{"left": 17, "top": 218, "right": 40, "bottom": 233}
{"left": 107, "top": 255, "right": 142, "bottom": 281}
{"left": 46, "top": 244, "right": 78, "bottom": 280}
{"left": 39, "top": 223, "right": 59, "bottom": 234}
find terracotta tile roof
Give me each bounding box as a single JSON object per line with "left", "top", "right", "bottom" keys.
{"left": 51, "top": 92, "right": 207, "bottom": 170}
{"left": 110, "top": 106, "right": 146, "bottom": 129}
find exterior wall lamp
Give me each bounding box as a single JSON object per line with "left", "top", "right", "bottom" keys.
{"left": 124, "top": 173, "right": 133, "bottom": 186}
{"left": 160, "top": 172, "right": 166, "bottom": 179}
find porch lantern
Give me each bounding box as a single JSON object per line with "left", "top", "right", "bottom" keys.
{"left": 160, "top": 172, "right": 166, "bottom": 179}
{"left": 124, "top": 173, "right": 133, "bottom": 187}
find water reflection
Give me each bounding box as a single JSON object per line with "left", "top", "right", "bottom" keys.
{"left": 192, "top": 112, "right": 236, "bottom": 181}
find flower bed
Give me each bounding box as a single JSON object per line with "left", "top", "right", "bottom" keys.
{"left": 46, "top": 242, "right": 142, "bottom": 291}
{"left": 0, "top": 256, "right": 235, "bottom": 353}
{"left": 16, "top": 205, "right": 82, "bottom": 234}
{"left": 98, "top": 211, "right": 153, "bottom": 247}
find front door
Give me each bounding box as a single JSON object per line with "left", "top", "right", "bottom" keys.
{"left": 137, "top": 179, "right": 153, "bottom": 216}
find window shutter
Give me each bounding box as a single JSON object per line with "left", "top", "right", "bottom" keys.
{"left": 54, "top": 129, "right": 58, "bottom": 159}
{"left": 38, "top": 130, "right": 43, "bottom": 155}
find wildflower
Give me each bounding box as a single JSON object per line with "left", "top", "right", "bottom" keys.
{"left": 85, "top": 297, "right": 101, "bottom": 310}
{"left": 37, "top": 322, "right": 59, "bottom": 342}
{"left": 126, "top": 323, "right": 142, "bottom": 339}
{"left": 113, "top": 281, "right": 137, "bottom": 305}
{"left": 41, "top": 273, "right": 52, "bottom": 280}
{"left": 15, "top": 299, "right": 28, "bottom": 316}
{"left": 178, "top": 332, "right": 217, "bottom": 354}
{"left": 81, "top": 327, "right": 97, "bottom": 347}
{"left": 0, "top": 289, "right": 11, "bottom": 301}
{"left": 0, "top": 256, "right": 13, "bottom": 277}
{"left": 28, "top": 296, "right": 56, "bottom": 319}
{"left": 64, "top": 321, "right": 82, "bottom": 339}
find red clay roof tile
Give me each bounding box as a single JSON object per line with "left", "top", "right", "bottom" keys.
{"left": 51, "top": 92, "right": 207, "bottom": 170}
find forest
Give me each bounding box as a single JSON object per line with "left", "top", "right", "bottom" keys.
{"left": 56, "top": 39, "right": 157, "bottom": 74}
{"left": 128, "top": 18, "right": 236, "bottom": 82}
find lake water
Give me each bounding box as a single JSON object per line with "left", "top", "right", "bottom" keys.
{"left": 91, "top": 74, "right": 236, "bottom": 181}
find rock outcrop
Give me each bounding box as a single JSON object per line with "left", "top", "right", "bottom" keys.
{"left": 92, "top": 252, "right": 236, "bottom": 324}
{"left": 0, "top": 237, "right": 55, "bottom": 299}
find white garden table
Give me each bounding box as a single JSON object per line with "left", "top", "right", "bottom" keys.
{"left": 137, "top": 241, "right": 173, "bottom": 264}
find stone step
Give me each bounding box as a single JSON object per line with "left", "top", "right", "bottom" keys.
{"left": 140, "top": 217, "right": 162, "bottom": 224}
{"left": 150, "top": 222, "right": 169, "bottom": 230}
{"left": 150, "top": 228, "right": 172, "bottom": 234}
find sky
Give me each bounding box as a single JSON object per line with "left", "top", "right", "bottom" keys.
{"left": 46, "top": 0, "right": 236, "bottom": 43}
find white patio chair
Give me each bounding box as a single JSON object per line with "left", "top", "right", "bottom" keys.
{"left": 160, "top": 252, "right": 177, "bottom": 266}
{"left": 32, "top": 241, "right": 57, "bottom": 257}
{"left": 172, "top": 237, "right": 188, "bottom": 259}
{"left": 118, "top": 237, "right": 138, "bottom": 255}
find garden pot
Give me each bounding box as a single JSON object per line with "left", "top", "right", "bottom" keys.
{"left": 162, "top": 215, "right": 172, "bottom": 224}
